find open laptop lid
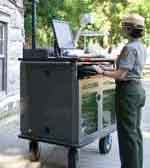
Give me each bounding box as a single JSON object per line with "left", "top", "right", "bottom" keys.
{"left": 52, "top": 19, "right": 105, "bottom": 59}
{"left": 52, "top": 19, "right": 75, "bottom": 50}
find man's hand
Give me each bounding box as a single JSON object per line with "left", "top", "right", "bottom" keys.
{"left": 92, "top": 65, "right": 104, "bottom": 74}
{"left": 99, "top": 64, "right": 114, "bottom": 71}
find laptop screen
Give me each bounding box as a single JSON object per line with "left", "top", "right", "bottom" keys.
{"left": 52, "top": 19, "right": 75, "bottom": 49}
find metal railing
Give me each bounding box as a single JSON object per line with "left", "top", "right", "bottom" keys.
{"left": 143, "top": 64, "right": 150, "bottom": 79}
{"left": 0, "top": 94, "right": 20, "bottom": 120}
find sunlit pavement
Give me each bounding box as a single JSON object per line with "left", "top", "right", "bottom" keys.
{"left": 0, "top": 80, "right": 150, "bottom": 168}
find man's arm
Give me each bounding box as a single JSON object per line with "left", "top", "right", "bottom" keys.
{"left": 103, "top": 68, "right": 128, "bottom": 80}
{"left": 93, "top": 65, "right": 128, "bottom": 80}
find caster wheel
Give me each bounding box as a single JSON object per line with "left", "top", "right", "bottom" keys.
{"left": 29, "top": 141, "right": 40, "bottom": 161}
{"left": 68, "top": 147, "right": 79, "bottom": 168}
{"left": 99, "top": 135, "right": 112, "bottom": 154}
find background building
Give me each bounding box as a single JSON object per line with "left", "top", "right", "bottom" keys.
{"left": 0, "top": 0, "right": 24, "bottom": 118}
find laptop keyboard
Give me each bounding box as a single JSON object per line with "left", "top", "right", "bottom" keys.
{"left": 63, "top": 49, "right": 105, "bottom": 58}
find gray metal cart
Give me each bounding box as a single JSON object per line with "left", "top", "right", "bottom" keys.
{"left": 19, "top": 52, "right": 116, "bottom": 168}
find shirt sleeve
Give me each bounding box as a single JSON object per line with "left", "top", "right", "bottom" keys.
{"left": 118, "top": 46, "right": 136, "bottom": 71}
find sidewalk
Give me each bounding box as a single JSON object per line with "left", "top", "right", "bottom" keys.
{"left": 0, "top": 114, "right": 150, "bottom": 168}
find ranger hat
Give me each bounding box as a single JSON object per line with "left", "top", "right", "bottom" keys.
{"left": 122, "top": 13, "right": 145, "bottom": 27}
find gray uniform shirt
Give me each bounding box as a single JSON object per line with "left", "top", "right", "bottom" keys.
{"left": 116, "top": 39, "right": 146, "bottom": 80}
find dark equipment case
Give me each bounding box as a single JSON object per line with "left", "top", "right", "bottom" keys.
{"left": 19, "top": 53, "right": 116, "bottom": 167}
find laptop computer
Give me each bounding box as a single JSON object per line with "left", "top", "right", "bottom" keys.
{"left": 52, "top": 19, "right": 104, "bottom": 58}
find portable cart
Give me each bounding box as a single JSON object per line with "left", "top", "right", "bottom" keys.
{"left": 19, "top": 3, "right": 116, "bottom": 167}
{"left": 19, "top": 53, "right": 116, "bottom": 167}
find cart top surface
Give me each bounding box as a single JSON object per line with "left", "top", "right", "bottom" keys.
{"left": 19, "top": 56, "right": 115, "bottom": 63}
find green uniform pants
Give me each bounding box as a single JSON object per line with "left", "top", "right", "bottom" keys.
{"left": 116, "top": 81, "right": 146, "bottom": 168}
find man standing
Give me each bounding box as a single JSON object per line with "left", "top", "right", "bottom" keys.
{"left": 94, "top": 13, "right": 146, "bottom": 168}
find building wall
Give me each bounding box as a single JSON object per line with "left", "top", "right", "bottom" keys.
{"left": 0, "top": 0, "right": 24, "bottom": 96}
{"left": 0, "top": 0, "right": 24, "bottom": 117}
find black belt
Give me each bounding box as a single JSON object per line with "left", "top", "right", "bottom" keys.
{"left": 116, "top": 80, "right": 141, "bottom": 85}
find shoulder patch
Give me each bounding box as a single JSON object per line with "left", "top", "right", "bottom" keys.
{"left": 119, "top": 47, "right": 129, "bottom": 59}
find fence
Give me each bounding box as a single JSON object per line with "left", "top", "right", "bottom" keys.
{"left": 0, "top": 94, "right": 19, "bottom": 120}
{"left": 143, "top": 64, "right": 150, "bottom": 80}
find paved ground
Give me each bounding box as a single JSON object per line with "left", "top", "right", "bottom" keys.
{"left": 0, "top": 81, "right": 150, "bottom": 168}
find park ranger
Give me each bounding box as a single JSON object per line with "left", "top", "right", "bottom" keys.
{"left": 93, "top": 13, "right": 146, "bottom": 168}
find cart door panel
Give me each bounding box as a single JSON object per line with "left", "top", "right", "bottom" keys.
{"left": 79, "top": 77, "right": 102, "bottom": 140}
{"left": 102, "top": 78, "right": 116, "bottom": 129}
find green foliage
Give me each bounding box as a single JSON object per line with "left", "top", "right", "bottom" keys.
{"left": 24, "top": 0, "right": 150, "bottom": 47}
{"left": 125, "top": 0, "right": 150, "bottom": 45}
{"left": 24, "top": 0, "right": 93, "bottom": 47}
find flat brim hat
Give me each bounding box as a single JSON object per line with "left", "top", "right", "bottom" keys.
{"left": 122, "top": 13, "right": 145, "bottom": 27}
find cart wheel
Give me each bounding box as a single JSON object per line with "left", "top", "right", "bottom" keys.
{"left": 99, "top": 135, "right": 112, "bottom": 154}
{"left": 29, "top": 141, "right": 40, "bottom": 161}
{"left": 68, "top": 147, "right": 79, "bottom": 168}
